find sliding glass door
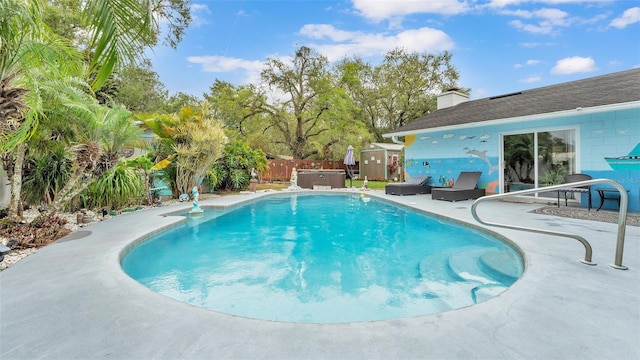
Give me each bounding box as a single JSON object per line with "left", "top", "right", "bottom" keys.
{"left": 503, "top": 128, "right": 576, "bottom": 196}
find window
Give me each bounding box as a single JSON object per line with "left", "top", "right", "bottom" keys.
{"left": 502, "top": 128, "right": 576, "bottom": 196}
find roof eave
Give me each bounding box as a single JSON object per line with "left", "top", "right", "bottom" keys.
{"left": 383, "top": 100, "right": 640, "bottom": 138}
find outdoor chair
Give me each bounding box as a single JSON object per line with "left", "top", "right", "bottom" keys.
{"left": 556, "top": 173, "right": 592, "bottom": 211}
{"left": 431, "top": 171, "right": 485, "bottom": 201}
{"left": 385, "top": 176, "right": 432, "bottom": 196}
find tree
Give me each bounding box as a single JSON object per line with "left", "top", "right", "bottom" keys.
{"left": 205, "top": 80, "right": 270, "bottom": 137}
{"left": 47, "top": 104, "right": 144, "bottom": 215}
{"left": 1, "top": 0, "right": 87, "bottom": 221}
{"left": 337, "top": 49, "right": 460, "bottom": 142}
{"left": 100, "top": 59, "right": 169, "bottom": 112}
{"left": 1, "top": 0, "right": 190, "bottom": 221}
{"left": 260, "top": 46, "right": 365, "bottom": 159}
{"left": 163, "top": 92, "right": 201, "bottom": 114}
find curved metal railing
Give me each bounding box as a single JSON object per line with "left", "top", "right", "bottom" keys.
{"left": 471, "top": 179, "right": 629, "bottom": 270}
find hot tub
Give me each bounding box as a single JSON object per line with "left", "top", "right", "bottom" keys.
{"left": 297, "top": 170, "right": 346, "bottom": 189}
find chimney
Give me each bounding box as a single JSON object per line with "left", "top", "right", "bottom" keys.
{"left": 437, "top": 89, "right": 469, "bottom": 110}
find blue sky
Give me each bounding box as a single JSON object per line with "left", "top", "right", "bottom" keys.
{"left": 149, "top": 0, "right": 640, "bottom": 100}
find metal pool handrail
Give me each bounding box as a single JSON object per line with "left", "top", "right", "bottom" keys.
{"left": 471, "top": 179, "right": 629, "bottom": 270}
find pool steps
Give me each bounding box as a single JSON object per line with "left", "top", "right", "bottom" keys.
{"left": 418, "top": 246, "right": 521, "bottom": 307}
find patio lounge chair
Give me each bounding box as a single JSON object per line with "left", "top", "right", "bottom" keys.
{"left": 555, "top": 173, "right": 592, "bottom": 211}
{"left": 385, "top": 176, "right": 432, "bottom": 196}
{"left": 431, "top": 171, "right": 485, "bottom": 201}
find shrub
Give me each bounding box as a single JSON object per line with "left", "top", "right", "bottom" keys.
{"left": 0, "top": 215, "right": 71, "bottom": 248}
{"left": 208, "top": 141, "right": 268, "bottom": 191}
{"left": 22, "top": 145, "right": 72, "bottom": 206}
{"left": 80, "top": 159, "right": 145, "bottom": 209}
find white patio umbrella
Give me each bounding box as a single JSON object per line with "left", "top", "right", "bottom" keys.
{"left": 344, "top": 145, "right": 356, "bottom": 188}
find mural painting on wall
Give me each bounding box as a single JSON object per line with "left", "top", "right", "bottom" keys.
{"left": 463, "top": 147, "right": 499, "bottom": 174}
{"left": 605, "top": 143, "right": 640, "bottom": 170}
{"left": 405, "top": 132, "right": 498, "bottom": 191}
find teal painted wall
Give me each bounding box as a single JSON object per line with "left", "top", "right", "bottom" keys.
{"left": 404, "top": 106, "right": 640, "bottom": 211}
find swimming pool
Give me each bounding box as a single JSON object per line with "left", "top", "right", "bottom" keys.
{"left": 121, "top": 193, "right": 524, "bottom": 323}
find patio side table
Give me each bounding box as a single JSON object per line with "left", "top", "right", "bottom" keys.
{"left": 594, "top": 188, "right": 630, "bottom": 211}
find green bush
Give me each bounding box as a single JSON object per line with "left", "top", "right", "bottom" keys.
{"left": 208, "top": 141, "right": 268, "bottom": 191}
{"left": 80, "top": 159, "right": 145, "bottom": 209}
{"left": 22, "top": 144, "right": 72, "bottom": 206}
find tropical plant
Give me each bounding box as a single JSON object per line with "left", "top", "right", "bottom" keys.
{"left": 21, "top": 144, "right": 72, "bottom": 206}
{"left": 141, "top": 104, "right": 228, "bottom": 195}
{"left": 0, "top": 214, "right": 71, "bottom": 248}
{"left": 0, "top": 0, "right": 86, "bottom": 221}
{"left": 209, "top": 141, "right": 268, "bottom": 191}
{"left": 126, "top": 154, "right": 155, "bottom": 204}
{"left": 2, "top": 0, "right": 180, "bottom": 221}
{"left": 80, "top": 158, "right": 145, "bottom": 210}
{"left": 47, "top": 105, "right": 142, "bottom": 215}
{"left": 173, "top": 106, "right": 227, "bottom": 194}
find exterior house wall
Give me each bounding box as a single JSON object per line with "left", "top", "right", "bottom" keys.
{"left": 403, "top": 106, "right": 640, "bottom": 211}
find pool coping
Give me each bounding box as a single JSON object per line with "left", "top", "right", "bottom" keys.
{"left": 1, "top": 190, "right": 639, "bottom": 359}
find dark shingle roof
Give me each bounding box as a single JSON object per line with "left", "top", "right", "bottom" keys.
{"left": 387, "top": 68, "right": 640, "bottom": 135}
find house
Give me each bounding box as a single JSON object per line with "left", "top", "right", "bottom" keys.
{"left": 359, "top": 142, "right": 404, "bottom": 181}
{"left": 384, "top": 68, "right": 640, "bottom": 212}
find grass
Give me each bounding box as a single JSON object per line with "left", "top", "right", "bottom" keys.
{"left": 346, "top": 179, "right": 388, "bottom": 190}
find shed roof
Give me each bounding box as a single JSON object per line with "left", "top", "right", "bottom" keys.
{"left": 385, "top": 68, "right": 640, "bottom": 136}
{"left": 361, "top": 143, "right": 404, "bottom": 151}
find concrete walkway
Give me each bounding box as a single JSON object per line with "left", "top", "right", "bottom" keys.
{"left": 1, "top": 191, "right": 639, "bottom": 359}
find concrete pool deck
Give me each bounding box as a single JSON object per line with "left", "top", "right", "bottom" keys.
{"left": 1, "top": 190, "right": 639, "bottom": 359}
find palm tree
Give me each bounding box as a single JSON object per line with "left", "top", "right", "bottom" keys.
{"left": 0, "top": 0, "right": 86, "bottom": 220}
{"left": 47, "top": 105, "right": 143, "bottom": 215}
{"left": 0, "top": 0, "right": 165, "bottom": 221}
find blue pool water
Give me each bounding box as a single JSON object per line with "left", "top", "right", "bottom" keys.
{"left": 122, "top": 193, "right": 524, "bottom": 323}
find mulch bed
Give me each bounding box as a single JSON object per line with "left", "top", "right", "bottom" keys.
{"left": 531, "top": 206, "right": 640, "bottom": 227}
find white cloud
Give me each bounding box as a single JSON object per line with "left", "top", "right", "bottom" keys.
{"left": 607, "top": 60, "right": 622, "bottom": 67}
{"left": 551, "top": 56, "right": 598, "bottom": 74}
{"left": 515, "top": 59, "right": 542, "bottom": 68}
{"left": 187, "top": 55, "right": 264, "bottom": 84}
{"left": 299, "top": 24, "right": 360, "bottom": 42}
{"left": 505, "top": 7, "right": 570, "bottom": 34}
{"left": 520, "top": 75, "right": 542, "bottom": 83}
{"left": 486, "top": 0, "right": 524, "bottom": 8}
{"left": 351, "top": 0, "right": 470, "bottom": 21}
{"left": 488, "top": 0, "right": 614, "bottom": 9}
{"left": 610, "top": 7, "right": 640, "bottom": 28}
{"left": 509, "top": 19, "right": 553, "bottom": 34}
{"left": 191, "top": 3, "right": 211, "bottom": 27}
{"left": 299, "top": 25, "right": 454, "bottom": 61}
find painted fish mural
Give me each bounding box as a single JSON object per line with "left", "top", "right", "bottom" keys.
{"left": 605, "top": 143, "right": 640, "bottom": 170}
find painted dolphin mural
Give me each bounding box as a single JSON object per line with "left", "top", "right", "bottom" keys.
{"left": 464, "top": 147, "right": 499, "bottom": 174}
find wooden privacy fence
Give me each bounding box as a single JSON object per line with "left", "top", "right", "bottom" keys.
{"left": 263, "top": 159, "right": 359, "bottom": 181}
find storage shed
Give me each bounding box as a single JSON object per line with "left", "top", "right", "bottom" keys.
{"left": 359, "top": 143, "right": 404, "bottom": 181}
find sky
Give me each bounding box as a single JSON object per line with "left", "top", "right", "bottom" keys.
{"left": 149, "top": 0, "right": 640, "bottom": 100}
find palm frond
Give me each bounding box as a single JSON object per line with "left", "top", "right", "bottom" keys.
{"left": 83, "top": 0, "right": 157, "bottom": 89}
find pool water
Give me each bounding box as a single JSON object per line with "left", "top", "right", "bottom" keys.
{"left": 122, "top": 193, "right": 523, "bottom": 323}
